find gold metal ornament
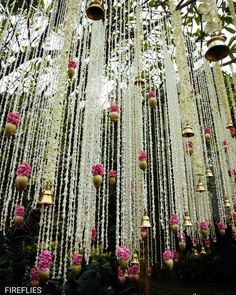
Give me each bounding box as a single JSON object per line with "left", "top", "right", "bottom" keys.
{"left": 193, "top": 249, "right": 199, "bottom": 257}
{"left": 226, "top": 121, "right": 233, "bottom": 129}
{"left": 134, "top": 75, "right": 145, "bottom": 88}
{"left": 86, "top": 0, "right": 105, "bottom": 21}
{"left": 200, "top": 246, "right": 206, "bottom": 255}
{"left": 205, "top": 32, "right": 230, "bottom": 62}
{"left": 224, "top": 198, "right": 231, "bottom": 209}
{"left": 140, "top": 214, "right": 151, "bottom": 228}
{"left": 196, "top": 178, "right": 206, "bottom": 193}
{"left": 205, "top": 168, "right": 213, "bottom": 177}
{"left": 183, "top": 212, "right": 192, "bottom": 227}
{"left": 130, "top": 252, "right": 140, "bottom": 265}
{"left": 182, "top": 122, "right": 194, "bottom": 138}
{"left": 38, "top": 183, "right": 54, "bottom": 205}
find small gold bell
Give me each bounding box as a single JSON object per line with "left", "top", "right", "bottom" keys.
{"left": 183, "top": 212, "right": 192, "bottom": 227}
{"left": 205, "top": 168, "right": 213, "bottom": 177}
{"left": 38, "top": 183, "right": 54, "bottom": 205}
{"left": 226, "top": 121, "right": 233, "bottom": 129}
{"left": 196, "top": 178, "right": 206, "bottom": 193}
{"left": 200, "top": 246, "right": 206, "bottom": 255}
{"left": 193, "top": 249, "right": 199, "bottom": 257}
{"left": 182, "top": 122, "right": 194, "bottom": 138}
{"left": 86, "top": 0, "right": 105, "bottom": 21}
{"left": 134, "top": 75, "right": 145, "bottom": 88}
{"left": 140, "top": 214, "right": 151, "bottom": 228}
{"left": 205, "top": 32, "right": 230, "bottom": 62}
{"left": 130, "top": 252, "right": 140, "bottom": 265}
{"left": 224, "top": 198, "right": 231, "bottom": 209}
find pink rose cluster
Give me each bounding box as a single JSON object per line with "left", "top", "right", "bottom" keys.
{"left": 109, "top": 104, "right": 120, "bottom": 113}
{"left": 200, "top": 221, "right": 208, "bottom": 230}
{"left": 72, "top": 254, "right": 83, "bottom": 265}
{"left": 222, "top": 139, "right": 227, "bottom": 146}
{"left": 229, "top": 126, "right": 235, "bottom": 138}
{"left": 162, "top": 250, "right": 174, "bottom": 261}
{"left": 30, "top": 268, "right": 40, "bottom": 281}
{"left": 147, "top": 90, "right": 156, "bottom": 98}
{"left": 38, "top": 250, "right": 53, "bottom": 271}
{"left": 141, "top": 227, "right": 148, "bottom": 233}
{"left": 6, "top": 112, "right": 21, "bottom": 126}
{"left": 169, "top": 213, "right": 179, "bottom": 225}
{"left": 109, "top": 169, "right": 117, "bottom": 178}
{"left": 138, "top": 151, "right": 147, "bottom": 161}
{"left": 117, "top": 246, "right": 131, "bottom": 261}
{"left": 15, "top": 206, "right": 25, "bottom": 217}
{"left": 186, "top": 140, "right": 193, "bottom": 148}
{"left": 91, "top": 163, "right": 104, "bottom": 176}
{"left": 204, "top": 127, "right": 211, "bottom": 135}
{"left": 146, "top": 266, "right": 152, "bottom": 275}
{"left": 91, "top": 227, "right": 97, "bottom": 240}
{"left": 178, "top": 232, "right": 186, "bottom": 242}
{"left": 233, "top": 212, "right": 236, "bottom": 220}
{"left": 128, "top": 265, "right": 140, "bottom": 275}
{"left": 68, "top": 60, "right": 77, "bottom": 69}
{"left": 217, "top": 221, "right": 226, "bottom": 230}
{"left": 118, "top": 266, "right": 125, "bottom": 277}
{"left": 17, "top": 163, "right": 31, "bottom": 177}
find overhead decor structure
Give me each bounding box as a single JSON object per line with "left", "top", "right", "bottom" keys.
{"left": 0, "top": 0, "right": 236, "bottom": 288}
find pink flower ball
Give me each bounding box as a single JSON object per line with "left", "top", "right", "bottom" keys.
{"left": 186, "top": 140, "right": 193, "bottom": 148}
{"left": 15, "top": 206, "right": 25, "bottom": 217}
{"left": 222, "top": 139, "right": 227, "bottom": 146}
{"left": 204, "top": 127, "right": 211, "bottom": 135}
{"left": 118, "top": 266, "right": 125, "bottom": 277}
{"left": 16, "top": 163, "right": 31, "bottom": 177}
{"left": 147, "top": 90, "right": 156, "bottom": 98}
{"left": 200, "top": 221, "right": 208, "bottom": 230}
{"left": 38, "top": 250, "right": 53, "bottom": 269}
{"left": 117, "top": 246, "right": 131, "bottom": 261}
{"left": 72, "top": 254, "right": 83, "bottom": 265}
{"left": 30, "top": 268, "right": 39, "bottom": 281}
{"left": 6, "top": 112, "right": 21, "bottom": 126}
{"left": 91, "top": 227, "right": 97, "bottom": 240}
{"left": 217, "top": 221, "right": 226, "bottom": 230}
{"left": 131, "top": 264, "right": 140, "bottom": 275}
{"left": 169, "top": 213, "right": 179, "bottom": 225}
{"left": 230, "top": 127, "right": 235, "bottom": 137}
{"left": 204, "top": 238, "right": 210, "bottom": 246}
{"left": 146, "top": 266, "right": 152, "bottom": 274}
{"left": 163, "top": 250, "right": 174, "bottom": 261}
{"left": 109, "top": 170, "right": 117, "bottom": 178}
{"left": 68, "top": 60, "right": 77, "bottom": 69}
{"left": 178, "top": 232, "right": 186, "bottom": 242}
{"left": 233, "top": 212, "right": 236, "bottom": 220}
{"left": 138, "top": 151, "right": 147, "bottom": 161}
{"left": 141, "top": 227, "right": 148, "bottom": 233}
{"left": 109, "top": 104, "right": 120, "bottom": 113}
{"left": 91, "top": 163, "right": 104, "bottom": 176}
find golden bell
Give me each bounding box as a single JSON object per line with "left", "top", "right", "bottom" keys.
{"left": 205, "top": 32, "right": 230, "bottom": 62}
{"left": 205, "top": 168, "right": 213, "bottom": 177}
{"left": 200, "top": 246, "right": 206, "bottom": 255}
{"left": 86, "top": 0, "right": 105, "bottom": 21}
{"left": 134, "top": 75, "right": 145, "bottom": 88}
{"left": 196, "top": 178, "right": 206, "bottom": 193}
{"left": 226, "top": 121, "right": 233, "bottom": 129}
{"left": 224, "top": 198, "right": 231, "bottom": 209}
{"left": 183, "top": 213, "right": 192, "bottom": 227}
{"left": 38, "top": 183, "right": 54, "bottom": 205}
{"left": 182, "top": 122, "right": 194, "bottom": 138}
{"left": 193, "top": 249, "right": 199, "bottom": 257}
{"left": 140, "top": 215, "right": 151, "bottom": 228}
{"left": 131, "top": 252, "right": 140, "bottom": 265}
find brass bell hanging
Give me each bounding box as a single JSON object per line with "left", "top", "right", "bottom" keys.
{"left": 193, "top": 249, "right": 199, "bottom": 257}
{"left": 183, "top": 212, "right": 192, "bottom": 227}
{"left": 38, "top": 183, "right": 54, "bottom": 205}
{"left": 86, "top": 0, "right": 105, "bottom": 21}
{"left": 205, "top": 32, "right": 230, "bottom": 62}
{"left": 131, "top": 252, "right": 140, "bottom": 265}
{"left": 226, "top": 121, "right": 233, "bottom": 129}
{"left": 205, "top": 168, "right": 213, "bottom": 177}
{"left": 224, "top": 198, "right": 231, "bottom": 209}
{"left": 200, "top": 246, "right": 206, "bottom": 255}
{"left": 140, "top": 214, "right": 151, "bottom": 228}
{"left": 196, "top": 178, "right": 206, "bottom": 193}
{"left": 182, "top": 122, "right": 194, "bottom": 138}
{"left": 134, "top": 75, "right": 145, "bottom": 88}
